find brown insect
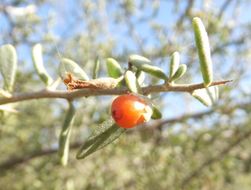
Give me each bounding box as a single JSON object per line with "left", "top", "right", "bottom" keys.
{"left": 63, "top": 73, "right": 123, "bottom": 90}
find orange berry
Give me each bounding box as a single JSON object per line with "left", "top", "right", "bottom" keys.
{"left": 111, "top": 94, "right": 152, "bottom": 128}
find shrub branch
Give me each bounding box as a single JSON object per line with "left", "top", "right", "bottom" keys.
{"left": 0, "top": 80, "right": 231, "bottom": 105}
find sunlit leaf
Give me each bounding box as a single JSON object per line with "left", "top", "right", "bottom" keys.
{"left": 92, "top": 58, "right": 100, "bottom": 79}
{"left": 0, "top": 44, "right": 17, "bottom": 92}
{"left": 125, "top": 70, "right": 142, "bottom": 94}
{"left": 58, "top": 102, "right": 76, "bottom": 166}
{"left": 106, "top": 58, "right": 123, "bottom": 78}
{"left": 59, "top": 58, "right": 89, "bottom": 80}
{"left": 136, "top": 70, "right": 145, "bottom": 85}
{"left": 169, "top": 51, "right": 180, "bottom": 79}
{"left": 192, "top": 86, "right": 219, "bottom": 106}
{"left": 76, "top": 122, "right": 125, "bottom": 159}
{"left": 32, "top": 43, "right": 53, "bottom": 85}
{"left": 129, "top": 54, "right": 168, "bottom": 80}
{"left": 193, "top": 17, "right": 213, "bottom": 87}
{"left": 169, "top": 64, "right": 187, "bottom": 82}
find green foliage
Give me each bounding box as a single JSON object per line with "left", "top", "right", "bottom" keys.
{"left": 59, "top": 58, "right": 89, "bottom": 80}
{"left": 0, "top": 44, "right": 17, "bottom": 92}
{"left": 169, "top": 51, "right": 180, "bottom": 79}
{"left": 58, "top": 101, "right": 76, "bottom": 166}
{"left": 32, "top": 44, "right": 53, "bottom": 85}
{"left": 106, "top": 58, "right": 123, "bottom": 78}
{"left": 125, "top": 70, "right": 142, "bottom": 94}
{"left": 151, "top": 104, "right": 162, "bottom": 119}
{"left": 136, "top": 70, "right": 145, "bottom": 85}
{"left": 193, "top": 17, "right": 213, "bottom": 87}
{"left": 92, "top": 58, "right": 100, "bottom": 79}
{"left": 192, "top": 86, "right": 219, "bottom": 106}
{"left": 1, "top": 1, "right": 250, "bottom": 189}
{"left": 169, "top": 64, "right": 187, "bottom": 82}
{"left": 0, "top": 15, "right": 222, "bottom": 163}
{"left": 129, "top": 54, "right": 168, "bottom": 80}
{"left": 76, "top": 123, "right": 125, "bottom": 159}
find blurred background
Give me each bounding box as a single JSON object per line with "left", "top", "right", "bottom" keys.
{"left": 0, "top": 0, "right": 251, "bottom": 189}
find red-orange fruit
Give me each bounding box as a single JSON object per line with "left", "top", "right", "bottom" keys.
{"left": 111, "top": 94, "right": 152, "bottom": 128}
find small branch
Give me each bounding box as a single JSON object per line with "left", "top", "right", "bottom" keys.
{"left": 150, "top": 101, "right": 251, "bottom": 130}
{"left": 0, "top": 80, "right": 232, "bottom": 105}
{"left": 176, "top": 0, "right": 195, "bottom": 27}
{"left": 0, "top": 80, "right": 230, "bottom": 105}
{"left": 0, "top": 142, "right": 82, "bottom": 172}
{"left": 150, "top": 109, "right": 214, "bottom": 129}
{"left": 218, "top": 0, "right": 234, "bottom": 19}
{"left": 143, "top": 80, "right": 231, "bottom": 95}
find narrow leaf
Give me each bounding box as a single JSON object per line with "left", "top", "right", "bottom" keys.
{"left": 129, "top": 54, "right": 151, "bottom": 65}
{"left": 169, "top": 64, "right": 187, "bottom": 82}
{"left": 206, "top": 86, "right": 219, "bottom": 103}
{"left": 192, "top": 86, "right": 219, "bottom": 107}
{"left": 58, "top": 102, "right": 76, "bottom": 166}
{"left": 129, "top": 54, "right": 167, "bottom": 80}
{"left": 169, "top": 51, "right": 180, "bottom": 78}
{"left": 106, "top": 58, "right": 123, "bottom": 78}
{"left": 136, "top": 70, "right": 145, "bottom": 85}
{"left": 125, "top": 70, "right": 142, "bottom": 94}
{"left": 92, "top": 58, "right": 100, "bottom": 79}
{"left": 151, "top": 104, "right": 162, "bottom": 119}
{"left": 0, "top": 44, "right": 17, "bottom": 92}
{"left": 59, "top": 58, "right": 89, "bottom": 80}
{"left": 76, "top": 123, "right": 125, "bottom": 159}
{"left": 32, "top": 43, "right": 53, "bottom": 85}
{"left": 47, "top": 77, "right": 61, "bottom": 90}
{"left": 193, "top": 17, "right": 213, "bottom": 87}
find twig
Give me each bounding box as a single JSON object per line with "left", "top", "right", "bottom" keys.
{"left": 218, "top": 0, "right": 234, "bottom": 19}
{"left": 150, "top": 101, "right": 251, "bottom": 130}
{"left": 0, "top": 80, "right": 232, "bottom": 105}
{"left": 176, "top": 0, "right": 195, "bottom": 27}
{"left": 0, "top": 142, "right": 82, "bottom": 172}
{"left": 150, "top": 110, "right": 214, "bottom": 129}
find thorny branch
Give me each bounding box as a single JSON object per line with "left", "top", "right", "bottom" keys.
{"left": 0, "top": 79, "right": 231, "bottom": 105}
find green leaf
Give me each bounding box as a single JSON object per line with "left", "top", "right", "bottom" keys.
{"left": 76, "top": 122, "right": 125, "bottom": 159}
{"left": 32, "top": 43, "right": 53, "bottom": 85}
{"left": 136, "top": 70, "right": 145, "bottom": 85}
{"left": 129, "top": 54, "right": 151, "bottom": 65}
{"left": 106, "top": 58, "right": 123, "bottom": 78}
{"left": 47, "top": 77, "right": 61, "bottom": 90}
{"left": 206, "top": 86, "right": 219, "bottom": 105}
{"left": 59, "top": 58, "right": 89, "bottom": 80}
{"left": 169, "top": 51, "right": 180, "bottom": 78}
{"left": 125, "top": 70, "right": 142, "bottom": 94}
{"left": 92, "top": 58, "right": 100, "bottom": 79}
{"left": 169, "top": 64, "right": 187, "bottom": 82}
{"left": 151, "top": 104, "right": 162, "bottom": 119}
{"left": 0, "top": 44, "right": 17, "bottom": 92}
{"left": 193, "top": 17, "right": 213, "bottom": 87}
{"left": 129, "top": 54, "right": 168, "bottom": 80}
{"left": 192, "top": 86, "right": 219, "bottom": 107}
{"left": 58, "top": 102, "right": 76, "bottom": 166}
